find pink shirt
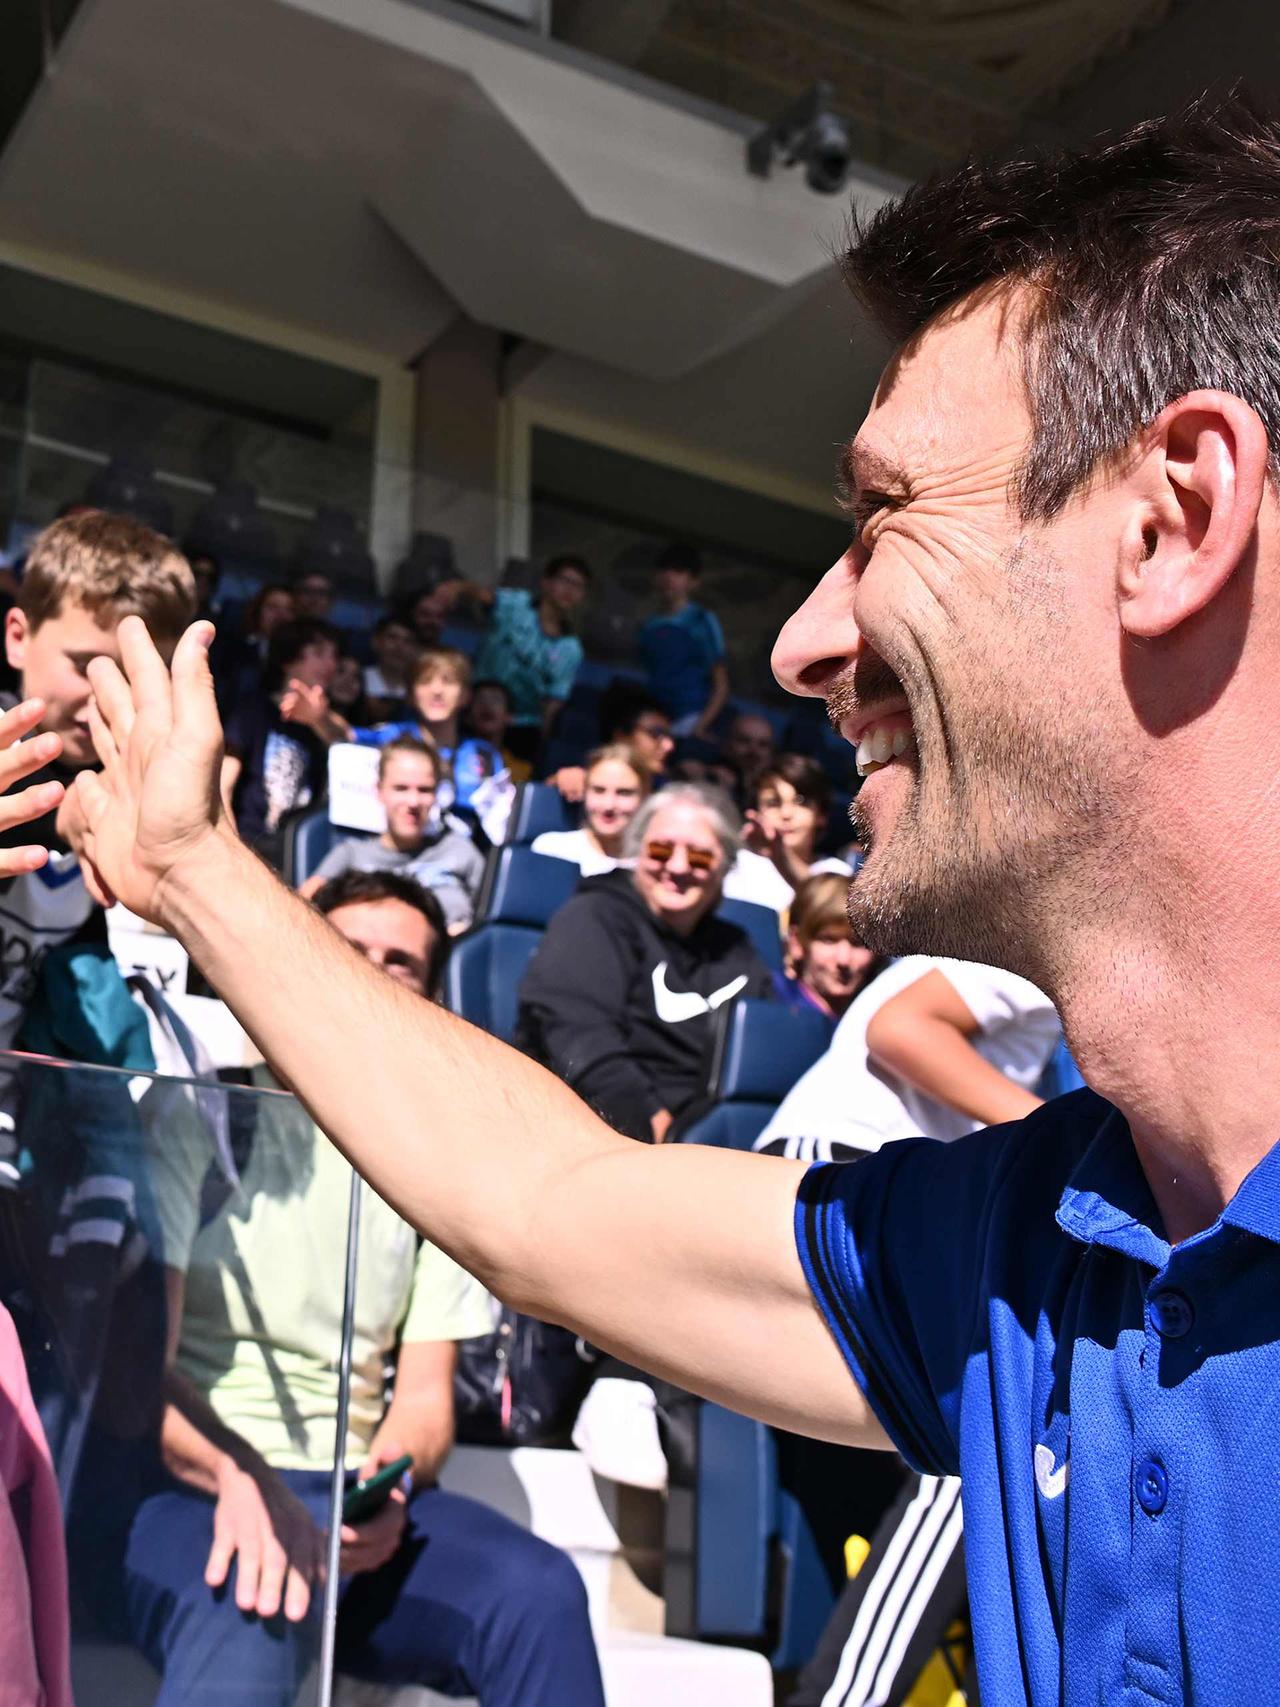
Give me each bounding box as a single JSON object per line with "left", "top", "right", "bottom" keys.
{"left": 0, "top": 1303, "right": 71, "bottom": 1707}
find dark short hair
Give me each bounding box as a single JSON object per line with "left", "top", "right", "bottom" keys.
{"left": 542, "top": 553, "right": 591, "bottom": 583}
{"left": 656, "top": 540, "right": 702, "bottom": 576}
{"left": 292, "top": 567, "right": 333, "bottom": 589}
{"left": 374, "top": 611, "right": 414, "bottom": 638}
{"left": 599, "top": 681, "right": 669, "bottom": 742}
{"left": 470, "top": 676, "right": 511, "bottom": 709}
{"left": 311, "top": 869, "right": 448, "bottom": 993}
{"left": 757, "top": 752, "right": 832, "bottom": 815}
{"left": 843, "top": 90, "right": 1280, "bottom": 518}
{"left": 266, "top": 618, "right": 340, "bottom": 689}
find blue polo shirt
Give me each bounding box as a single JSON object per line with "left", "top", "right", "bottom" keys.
{"left": 797, "top": 1089, "right": 1280, "bottom": 1705}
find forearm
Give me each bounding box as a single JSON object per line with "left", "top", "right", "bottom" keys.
{"left": 162, "top": 1367, "right": 268, "bottom": 1496}
{"left": 695, "top": 666, "right": 730, "bottom": 733}
{"left": 870, "top": 1018, "right": 1043, "bottom": 1127}
{"left": 373, "top": 1400, "right": 453, "bottom": 1486}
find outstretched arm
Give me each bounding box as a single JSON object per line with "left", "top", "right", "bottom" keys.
{"left": 66, "top": 620, "right": 882, "bottom": 1447}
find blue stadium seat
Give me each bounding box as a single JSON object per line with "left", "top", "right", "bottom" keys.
{"left": 282, "top": 807, "right": 374, "bottom": 887}
{"left": 676, "top": 1403, "right": 842, "bottom": 1670}
{"left": 443, "top": 847, "right": 581, "bottom": 1041}
{"left": 716, "top": 896, "right": 783, "bottom": 972}
{"left": 505, "top": 782, "right": 578, "bottom": 844}
{"left": 677, "top": 998, "right": 829, "bottom": 1151}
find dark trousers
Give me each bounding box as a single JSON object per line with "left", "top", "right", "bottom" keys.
{"left": 789, "top": 1472, "right": 969, "bottom": 1707}
{"left": 123, "top": 1469, "right": 606, "bottom": 1706}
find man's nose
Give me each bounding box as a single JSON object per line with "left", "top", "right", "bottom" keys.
{"left": 772, "top": 552, "right": 862, "bottom": 700}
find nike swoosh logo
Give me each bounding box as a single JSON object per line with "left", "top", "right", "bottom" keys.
{"left": 1034, "top": 1443, "right": 1069, "bottom": 1501}
{"left": 651, "top": 963, "right": 748, "bottom": 1025}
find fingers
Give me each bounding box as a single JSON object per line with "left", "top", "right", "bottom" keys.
{"left": 117, "top": 613, "right": 176, "bottom": 728}
{"left": 254, "top": 1539, "right": 288, "bottom": 1619}
{"left": 171, "top": 622, "right": 222, "bottom": 757}
{"left": 283, "top": 1562, "right": 312, "bottom": 1624}
{"left": 0, "top": 777, "right": 63, "bottom": 839}
{"left": 86, "top": 654, "right": 137, "bottom": 752}
{"left": 86, "top": 698, "right": 119, "bottom": 774}
{"left": 0, "top": 699, "right": 53, "bottom": 754}
{"left": 205, "top": 1523, "right": 235, "bottom": 1591}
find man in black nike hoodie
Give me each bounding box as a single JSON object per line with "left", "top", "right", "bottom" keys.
{"left": 517, "top": 784, "right": 773, "bottom": 1142}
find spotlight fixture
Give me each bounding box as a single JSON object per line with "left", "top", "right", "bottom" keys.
{"left": 746, "top": 81, "right": 852, "bottom": 195}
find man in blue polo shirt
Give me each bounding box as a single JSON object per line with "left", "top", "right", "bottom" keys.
{"left": 638, "top": 542, "right": 730, "bottom": 738}
{"left": 65, "top": 92, "right": 1280, "bottom": 1706}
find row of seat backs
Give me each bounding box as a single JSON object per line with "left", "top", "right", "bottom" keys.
{"left": 444, "top": 846, "right": 784, "bottom": 1043}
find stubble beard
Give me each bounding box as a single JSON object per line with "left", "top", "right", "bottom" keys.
{"left": 841, "top": 545, "right": 1103, "bottom": 980}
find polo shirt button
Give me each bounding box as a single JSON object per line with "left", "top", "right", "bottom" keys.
{"left": 1150, "top": 1290, "right": 1194, "bottom": 1339}
{"left": 1136, "top": 1457, "right": 1168, "bottom": 1515}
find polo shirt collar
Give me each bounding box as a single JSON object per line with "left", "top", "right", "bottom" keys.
{"left": 1056, "top": 1109, "right": 1168, "bottom": 1267}
{"left": 1058, "top": 1107, "right": 1280, "bottom": 1259}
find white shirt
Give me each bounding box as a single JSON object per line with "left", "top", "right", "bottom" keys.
{"left": 755, "top": 956, "right": 1061, "bottom": 1160}
{"left": 531, "top": 828, "right": 623, "bottom": 878}
{"left": 721, "top": 849, "right": 796, "bottom": 914}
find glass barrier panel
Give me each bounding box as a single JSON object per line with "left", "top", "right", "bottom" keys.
{"left": 0, "top": 1049, "right": 377, "bottom": 1705}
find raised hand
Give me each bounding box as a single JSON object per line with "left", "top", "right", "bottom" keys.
{"left": 279, "top": 678, "right": 328, "bottom": 731}
{"left": 66, "top": 617, "right": 228, "bottom": 923}
{"left": 0, "top": 700, "right": 67, "bottom": 876}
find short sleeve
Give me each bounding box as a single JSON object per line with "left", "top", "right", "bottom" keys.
{"left": 795, "top": 1129, "right": 1021, "bottom": 1477}
{"left": 701, "top": 608, "right": 727, "bottom": 660}
{"left": 934, "top": 961, "right": 1054, "bottom": 1033}
{"left": 401, "top": 1240, "right": 493, "bottom": 1343}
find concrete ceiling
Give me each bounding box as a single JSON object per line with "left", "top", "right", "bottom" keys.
{"left": 0, "top": 0, "right": 891, "bottom": 381}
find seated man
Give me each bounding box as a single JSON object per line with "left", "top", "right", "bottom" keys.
{"left": 299, "top": 735, "right": 485, "bottom": 932}
{"left": 125, "top": 869, "right": 604, "bottom": 1707}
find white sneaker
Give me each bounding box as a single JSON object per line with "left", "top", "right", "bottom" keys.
{"left": 572, "top": 1378, "right": 669, "bottom": 1491}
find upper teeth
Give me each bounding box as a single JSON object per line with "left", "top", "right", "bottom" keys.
{"left": 855, "top": 724, "right": 914, "bottom": 777}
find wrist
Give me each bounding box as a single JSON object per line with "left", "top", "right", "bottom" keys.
{"left": 156, "top": 823, "right": 256, "bottom": 934}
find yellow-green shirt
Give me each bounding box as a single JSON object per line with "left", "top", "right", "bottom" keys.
{"left": 157, "top": 1077, "right": 491, "bottom": 1470}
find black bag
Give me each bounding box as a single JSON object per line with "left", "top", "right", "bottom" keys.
{"left": 454, "top": 1307, "right": 598, "bottom": 1447}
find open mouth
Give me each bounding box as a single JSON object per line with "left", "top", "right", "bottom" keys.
{"left": 853, "top": 711, "right": 917, "bottom": 779}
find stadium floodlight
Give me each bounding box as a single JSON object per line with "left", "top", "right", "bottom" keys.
{"left": 746, "top": 81, "right": 852, "bottom": 195}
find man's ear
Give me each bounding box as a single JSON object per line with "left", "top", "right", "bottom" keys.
{"left": 1118, "top": 390, "right": 1270, "bottom": 640}
{"left": 5, "top": 607, "right": 28, "bottom": 675}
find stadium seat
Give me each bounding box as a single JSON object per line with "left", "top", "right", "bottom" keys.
{"left": 666, "top": 1402, "right": 841, "bottom": 1670}
{"left": 716, "top": 896, "right": 783, "bottom": 972}
{"left": 676, "top": 998, "right": 829, "bottom": 1151}
{"left": 443, "top": 847, "right": 580, "bottom": 1041}
{"left": 293, "top": 505, "right": 374, "bottom": 587}
{"left": 281, "top": 807, "right": 374, "bottom": 888}
{"left": 186, "top": 481, "right": 280, "bottom": 574}
{"left": 85, "top": 453, "right": 175, "bottom": 536}
{"left": 506, "top": 781, "right": 578, "bottom": 844}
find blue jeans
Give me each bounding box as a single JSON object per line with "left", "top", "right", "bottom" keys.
{"left": 123, "top": 1470, "right": 606, "bottom": 1705}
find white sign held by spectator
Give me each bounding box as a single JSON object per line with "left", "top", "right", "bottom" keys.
{"left": 328, "top": 743, "right": 386, "bottom": 833}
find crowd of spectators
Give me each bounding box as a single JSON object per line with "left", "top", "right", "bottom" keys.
{"left": 0, "top": 505, "right": 1067, "bottom": 1706}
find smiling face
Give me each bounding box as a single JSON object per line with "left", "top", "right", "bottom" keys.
{"left": 377, "top": 750, "right": 438, "bottom": 846}
{"left": 413, "top": 668, "right": 466, "bottom": 727}
{"left": 756, "top": 774, "right": 820, "bottom": 863}
{"left": 583, "top": 758, "right": 644, "bottom": 848}
{"left": 632, "top": 797, "right": 726, "bottom": 935}
{"left": 6, "top": 603, "right": 128, "bottom": 769}
{"left": 772, "top": 289, "right": 1111, "bottom": 967}
{"left": 794, "top": 924, "right": 874, "bottom": 1014}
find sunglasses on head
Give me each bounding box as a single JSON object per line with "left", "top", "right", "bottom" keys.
{"left": 644, "top": 838, "right": 718, "bottom": 873}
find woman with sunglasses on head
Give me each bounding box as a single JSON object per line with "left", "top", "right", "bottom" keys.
{"left": 516, "top": 783, "right": 773, "bottom": 1144}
